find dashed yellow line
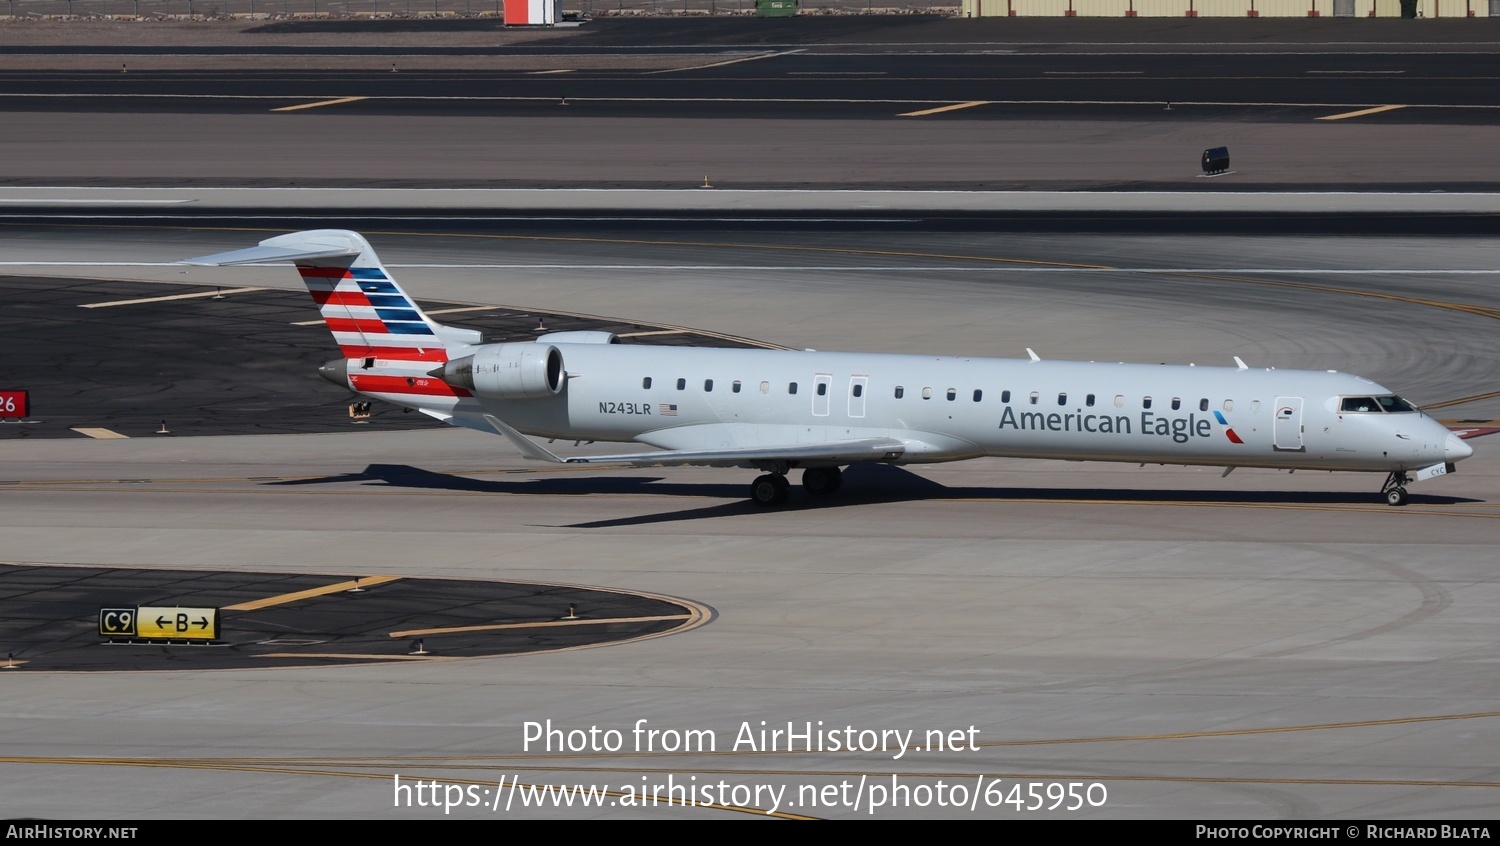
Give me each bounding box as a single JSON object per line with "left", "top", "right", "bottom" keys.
{"left": 899, "top": 100, "right": 991, "bottom": 117}
{"left": 270, "top": 96, "right": 369, "bottom": 113}
{"left": 1317, "top": 104, "right": 1407, "bottom": 121}
{"left": 224, "top": 575, "right": 403, "bottom": 612}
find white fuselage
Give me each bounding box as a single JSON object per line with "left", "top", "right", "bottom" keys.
{"left": 367, "top": 344, "right": 1464, "bottom": 474}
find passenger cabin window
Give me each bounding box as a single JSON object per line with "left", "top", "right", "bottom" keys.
{"left": 946, "top": 388, "right": 957, "bottom": 401}
{"left": 676, "top": 378, "right": 686, "bottom": 391}
{"left": 1114, "top": 395, "right": 1125, "bottom": 409}
{"left": 853, "top": 384, "right": 864, "bottom": 398}
{"left": 1001, "top": 390, "right": 1011, "bottom": 403}
{"left": 922, "top": 388, "right": 933, "bottom": 400}
{"left": 1171, "top": 397, "right": 1181, "bottom": 411}
{"left": 788, "top": 382, "right": 798, "bottom": 395}
{"left": 1199, "top": 398, "right": 1209, "bottom": 412}
{"left": 1143, "top": 396, "right": 1153, "bottom": 409}
{"left": 1223, "top": 399, "right": 1234, "bottom": 412}
{"left": 704, "top": 379, "right": 714, "bottom": 392}
{"left": 759, "top": 381, "right": 770, "bottom": 394}
{"left": 1029, "top": 391, "right": 1039, "bottom": 405}
{"left": 642, "top": 377, "right": 652, "bottom": 389}
{"left": 1058, "top": 392, "right": 1067, "bottom": 406}
{"left": 895, "top": 386, "right": 905, "bottom": 399}
{"left": 817, "top": 382, "right": 828, "bottom": 396}
{"left": 1340, "top": 397, "right": 1381, "bottom": 413}
{"left": 732, "top": 381, "right": 742, "bottom": 393}
{"left": 1251, "top": 400, "right": 1261, "bottom": 413}
{"left": 972, "top": 389, "right": 982, "bottom": 402}
{"left": 1086, "top": 394, "right": 1096, "bottom": 407}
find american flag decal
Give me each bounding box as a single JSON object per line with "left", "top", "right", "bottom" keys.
{"left": 659, "top": 403, "right": 678, "bottom": 417}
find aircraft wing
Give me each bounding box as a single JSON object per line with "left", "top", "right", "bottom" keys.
{"left": 482, "top": 415, "right": 905, "bottom": 468}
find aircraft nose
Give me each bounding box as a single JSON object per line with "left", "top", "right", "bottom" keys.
{"left": 1445, "top": 433, "right": 1474, "bottom": 462}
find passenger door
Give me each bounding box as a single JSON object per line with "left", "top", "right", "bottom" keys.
{"left": 1273, "top": 397, "right": 1305, "bottom": 451}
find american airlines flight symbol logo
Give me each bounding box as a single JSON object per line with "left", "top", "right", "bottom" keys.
{"left": 1214, "top": 411, "right": 1244, "bottom": 444}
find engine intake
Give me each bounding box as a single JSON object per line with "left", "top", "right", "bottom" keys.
{"left": 438, "top": 344, "right": 565, "bottom": 400}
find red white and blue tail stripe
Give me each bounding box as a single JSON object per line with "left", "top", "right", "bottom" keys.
{"left": 182, "top": 229, "right": 481, "bottom": 405}
{"left": 299, "top": 263, "right": 447, "bottom": 363}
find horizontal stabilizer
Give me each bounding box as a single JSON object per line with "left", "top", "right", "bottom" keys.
{"left": 179, "top": 232, "right": 363, "bottom": 267}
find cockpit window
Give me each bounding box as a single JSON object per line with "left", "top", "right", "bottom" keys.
{"left": 1340, "top": 397, "right": 1381, "bottom": 413}
{"left": 1376, "top": 395, "right": 1417, "bottom": 413}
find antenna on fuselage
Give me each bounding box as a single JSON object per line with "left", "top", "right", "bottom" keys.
{"left": 1233, "top": 356, "right": 1249, "bottom": 370}
{"left": 1026, "top": 348, "right": 1041, "bottom": 362}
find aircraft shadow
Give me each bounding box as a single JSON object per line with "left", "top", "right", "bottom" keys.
{"left": 265, "top": 464, "right": 1480, "bottom": 529}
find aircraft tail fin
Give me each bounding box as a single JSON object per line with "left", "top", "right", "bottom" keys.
{"left": 182, "top": 229, "right": 480, "bottom": 364}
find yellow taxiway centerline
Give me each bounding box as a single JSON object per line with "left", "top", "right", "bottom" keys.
{"left": 899, "top": 100, "right": 991, "bottom": 117}
{"left": 224, "top": 575, "right": 403, "bottom": 612}
{"left": 270, "top": 96, "right": 369, "bottom": 113}
{"left": 1316, "top": 104, "right": 1407, "bottom": 121}
{"left": 254, "top": 652, "right": 451, "bottom": 661}
{"left": 390, "top": 614, "right": 691, "bottom": 639}
{"left": 80, "top": 287, "right": 266, "bottom": 309}
{"left": 617, "top": 329, "right": 688, "bottom": 338}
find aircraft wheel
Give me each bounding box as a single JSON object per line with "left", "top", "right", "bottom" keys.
{"left": 802, "top": 466, "right": 844, "bottom": 496}
{"left": 751, "top": 474, "right": 791, "bottom": 507}
{"left": 1385, "top": 486, "right": 1408, "bottom": 507}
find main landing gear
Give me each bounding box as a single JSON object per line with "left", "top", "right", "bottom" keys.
{"left": 1381, "top": 471, "right": 1410, "bottom": 507}
{"left": 749, "top": 466, "right": 844, "bottom": 508}
{"left": 750, "top": 473, "right": 790, "bottom": 507}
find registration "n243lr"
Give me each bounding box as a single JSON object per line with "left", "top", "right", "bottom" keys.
{"left": 599, "top": 402, "right": 653, "bottom": 415}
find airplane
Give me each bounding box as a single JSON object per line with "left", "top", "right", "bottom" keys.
{"left": 184, "top": 229, "right": 1475, "bottom": 508}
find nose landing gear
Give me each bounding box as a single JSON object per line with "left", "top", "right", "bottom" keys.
{"left": 1381, "top": 471, "right": 1410, "bottom": 507}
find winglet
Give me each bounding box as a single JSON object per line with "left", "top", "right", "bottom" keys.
{"left": 1233, "top": 356, "right": 1249, "bottom": 370}
{"left": 483, "top": 414, "right": 566, "bottom": 463}
{"left": 1026, "top": 348, "right": 1041, "bottom": 362}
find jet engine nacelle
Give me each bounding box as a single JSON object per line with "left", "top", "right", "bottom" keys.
{"left": 439, "top": 343, "right": 564, "bottom": 400}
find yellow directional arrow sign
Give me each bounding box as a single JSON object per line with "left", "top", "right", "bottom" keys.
{"left": 133, "top": 606, "right": 220, "bottom": 641}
